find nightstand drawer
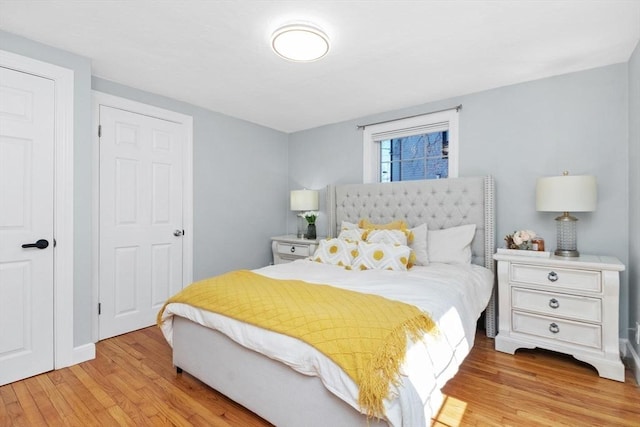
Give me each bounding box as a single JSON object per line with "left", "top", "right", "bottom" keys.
{"left": 511, "top": 264, "right": 601, "bottom": 292}
{"left": 276, "top": 243, "right": 311, "bottom": 257}
{"left": 512, "top": 311, "right": 602, "bottom": 349}
{"left": 511, "top": 287, "right": 601, "bottom": 322}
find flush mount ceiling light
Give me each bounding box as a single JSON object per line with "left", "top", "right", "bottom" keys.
{"left": 271, "top": 23, "right": 330, "bottom": 62}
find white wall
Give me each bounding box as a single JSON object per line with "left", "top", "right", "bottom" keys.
{"left": 289, "top": 63, "right": 632, "bottom": 335}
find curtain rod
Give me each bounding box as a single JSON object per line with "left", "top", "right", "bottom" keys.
{"left": 356, "top": 104, "right": 462, "bottom": 130}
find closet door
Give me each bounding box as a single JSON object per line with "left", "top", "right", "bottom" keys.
{"left": 0, "top": 66, "right": 55, "bottom": 385}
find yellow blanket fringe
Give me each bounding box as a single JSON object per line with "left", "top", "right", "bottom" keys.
{"left": 157, "top": 270, "right": 438, "bottom": 419}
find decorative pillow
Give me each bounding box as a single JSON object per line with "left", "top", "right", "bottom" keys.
{"left": 364, "top": 229, "right": 408, "bottom": 246}
{"left": 312, "top": 238, "right": 358, "bottom": 267}
{"left": 358, "top": 219, "right": 408, "bottom": 231}
{"left": 408, "top": 223, "right": 428, "bottom": 266}
{"left": 338, "top": 228, "right": 365, "bottom": 242}
{"left": 351, "top": 241, "right": 411, "bottom": 271}
{"left": 428, "top": 224, "right": 476, "bottom": 265}
{"left": 340, "top": 220, "right": 359, "bottom": 231}
{"left": 359, "top": 218, "right": 413, "bottom": 244}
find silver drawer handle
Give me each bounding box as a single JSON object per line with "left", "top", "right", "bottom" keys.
{"left": 290, "top": 246, "right": 296, "bottom": 253}
{"left": 547, "top": 271, "right": 558, "bottom": 282}
{"left": 549, "top": 323, "right": 560, "bottom": 334}
{"left": 549, "top": 298, "right": 559, "bottom": 309}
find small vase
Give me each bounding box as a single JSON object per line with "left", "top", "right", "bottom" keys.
{"left": 305, "top": 223, "right": 316, "bottom": 240}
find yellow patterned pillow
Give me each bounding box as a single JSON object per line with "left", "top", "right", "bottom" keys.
{"left": 312, "top": 238, "right": 358, "bottom": 267}
{"left": 359, "top": 219, "right": 413, "bottom": 243}
{"left": 351, "top": 242, "right": 411, "bottom": 271}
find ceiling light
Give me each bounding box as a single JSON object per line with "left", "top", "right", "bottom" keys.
{"left": 271, "top": 24, "right": 330, "bottom": 62}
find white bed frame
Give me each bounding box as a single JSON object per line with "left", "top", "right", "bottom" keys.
{"left": 172, "top": 176, "right": 495, "bottom": 427}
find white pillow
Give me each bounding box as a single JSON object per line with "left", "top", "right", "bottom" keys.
{"left": 364, "top": 229, "right": 408, "bottom": 246}
{"left": 312, "top": 238, "right": 358, "bottom": 267}
{"left": 338, "top": 228, "right": 365, "bottom": 242}
{"left": 340, "top": 220, "right": 359, "bottom": 230}
{"left": 351, "top": 241, "right": 411, "bottom": 271}
{"left": 408, "top": 223, "right": 428, "bottom": 266}
{"left": 428, "top": 224, "right": 476, "bottom": 265}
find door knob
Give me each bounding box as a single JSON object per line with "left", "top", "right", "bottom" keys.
{"left": 174, "top": 230, "right": 184, "bottom": 237}
{"left": 22, "top": 239, "right": 49, "bottom": 249}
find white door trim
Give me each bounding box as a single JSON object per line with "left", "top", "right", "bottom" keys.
{"left": 91, "top": 91, "right": 193, "bottom": 341}
{"left": 0, "top": 49, "right": 75, "bottom": 369}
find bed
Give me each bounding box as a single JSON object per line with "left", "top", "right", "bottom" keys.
{"left": 159, "top": 175, "right": 496, "bottom": 427}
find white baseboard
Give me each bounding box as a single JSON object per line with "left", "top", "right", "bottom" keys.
{"left": 621, "top": 338, "right": 640, "bottom": 386}
{"left": 72, "top": 342, "right": 96, "bottom": 365}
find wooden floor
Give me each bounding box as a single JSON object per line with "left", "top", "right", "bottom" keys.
{"left": 1, "top": 327, "right": 638, "bottom": 426}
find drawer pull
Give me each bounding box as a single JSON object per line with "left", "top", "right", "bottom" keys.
{"left": 547, "top": 271, "right": 558, "bottom": 282}
{"left": 290, "top": 246, "right": 296, "bottom": 253}
{"left": 549, "top": 298, "right": 560, "bottom": 309}
{"left": 549, "top": 323, "right": 560, "bottom": 334}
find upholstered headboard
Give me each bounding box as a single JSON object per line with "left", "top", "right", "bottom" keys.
{"left": 326, "top": 176, "right": 497, "bottom": 336}
{"left": 327, "top": 176, "right": 495, "bottom": 269}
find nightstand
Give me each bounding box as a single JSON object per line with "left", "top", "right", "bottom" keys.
{"left": 271, "top": 235, "right": 320, "bottom": 265}
{"left": 493, "top": 252, "right": 626, "bottom": 382}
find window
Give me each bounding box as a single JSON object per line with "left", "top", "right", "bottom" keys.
{"left": 362, "top": 109, "right": 458, "bottom": 183}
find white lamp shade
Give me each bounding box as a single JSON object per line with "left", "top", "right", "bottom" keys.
{"left": 536, "top": 175, "right": 597, "bottom": 212}
{"left": 290, "top": 189, "right": 318, "bottom": 211}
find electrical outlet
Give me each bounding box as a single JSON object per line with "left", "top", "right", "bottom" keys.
{"left": 636, "top": 321, "right": 640, "bottom": 346}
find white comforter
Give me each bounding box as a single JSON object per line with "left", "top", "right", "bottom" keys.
{"left": 159, "top": 260, "right": 493, "bottom": 426}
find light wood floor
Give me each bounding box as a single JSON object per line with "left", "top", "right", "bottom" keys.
{"left": 1, "top": 327, "right": 638, "bottom": 426}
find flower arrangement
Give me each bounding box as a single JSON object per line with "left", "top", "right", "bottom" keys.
{"left": 299, "top": 211, "right": 319, "bottom": 225}
{"left": 505, "top": 229, "right": 537, "bottom": 250}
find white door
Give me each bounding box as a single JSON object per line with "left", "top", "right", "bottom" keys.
{"left": 0, "top": 67, "right": 55, "bottom": 385}
{"left": 98, "top": 105, "right": 184, "bottom": 339}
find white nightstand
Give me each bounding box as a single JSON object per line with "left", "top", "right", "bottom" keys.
{"left": 493, "top": 252, "right": 626, "bottom": 382}
{"left": 271, "top": 235, "right": 320, "bottom": 265}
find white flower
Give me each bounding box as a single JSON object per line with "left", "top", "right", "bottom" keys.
{"left": 508, "top": 229, "right": 537, "bottom": 249}
{"left": 300, "top": 211, "right": 319, "bottom": 224}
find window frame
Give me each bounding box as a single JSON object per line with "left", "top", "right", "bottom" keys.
{"left": 362, "top": 109, "right": 459, "bottom": 183}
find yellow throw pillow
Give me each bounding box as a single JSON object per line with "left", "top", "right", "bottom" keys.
{"left": 312, "top": 238, "right": 358, "bottom": 267}
{"left": 351, "top": 241, "right": 411, "bottom": 271}
{"left": 358, "top": 219, "right": 408, "bottom": 231}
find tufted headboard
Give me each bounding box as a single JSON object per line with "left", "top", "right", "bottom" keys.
{"left": 326, "top": 176, "right": 497, "bottom": 336}
{"left": 326, "top": 176, "right": 495, "bottom": 270}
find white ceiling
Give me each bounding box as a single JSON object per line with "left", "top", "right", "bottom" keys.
{"left": 1, "top": 1, "right": 639, "bottom": 133}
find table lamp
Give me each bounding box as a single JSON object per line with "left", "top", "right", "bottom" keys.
{"left": 536, "top": 171, "right": 597, "bottom": 257}
{"left": 290, "top": 189, "right": 319, "bottom": 238}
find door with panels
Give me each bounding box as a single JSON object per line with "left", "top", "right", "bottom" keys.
{"left": 0, "top": 66, "right": 55, "bottom": 385}
{"left": 98, "top": 105, "right": 185, "bottom": 339}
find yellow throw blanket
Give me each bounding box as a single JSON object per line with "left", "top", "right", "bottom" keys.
{"left": 157, "top": 270, "right": 437, "bottom": 418}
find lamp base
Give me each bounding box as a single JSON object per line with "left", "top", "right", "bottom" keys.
{"left": 554, "top": 249, "right": 580, "bottom": 257}
{"left": 555, "top": 212, "right": 579, "bottom": 257}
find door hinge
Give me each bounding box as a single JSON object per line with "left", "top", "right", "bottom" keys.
{"left": 98, "top": 303, "right": 101, "bottom": 315}
{"left": 98, "top": 124, "right": 102, "bottom": 138}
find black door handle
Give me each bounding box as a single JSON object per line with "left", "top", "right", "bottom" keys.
{"left": 22, "top": 239, "right": 49, "bottom": 249}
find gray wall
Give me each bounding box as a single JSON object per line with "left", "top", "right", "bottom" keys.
{"left": 92, "top": 78, "right": 289, "bottom": 279}
{"left": 289, "top": 63, "right": 632, "bottom": 336}
{"left": 1, "top": 31, "right": 289, "bottom": 347}
{"left": 629, "top": 40, "right": 640, "bottom": 354}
